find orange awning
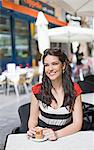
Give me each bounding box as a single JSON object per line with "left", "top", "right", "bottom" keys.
{"left": 2, "top": 0, "right": 67, "bottom": 26}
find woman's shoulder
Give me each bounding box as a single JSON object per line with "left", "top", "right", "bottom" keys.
{"left": 74, "top": 82, "right": 83, "bottom": 96}
{"left": 32, "top": 83, "right": 42, "bottom": 94}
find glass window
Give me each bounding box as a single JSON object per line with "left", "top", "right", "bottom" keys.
{"left": 0, "top": 12, "right": 12, "bottom": 59}
{"left": 15, "top": 19, "right": 29, "bottom": 58}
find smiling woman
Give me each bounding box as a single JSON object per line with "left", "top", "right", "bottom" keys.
{"left": 27, "top": 48, "right": 83, "bottom": 141}
{"left": 43, "top": 54, "right": 63, "bottom": 82}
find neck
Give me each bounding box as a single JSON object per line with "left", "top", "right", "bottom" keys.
{"left": 52, "top": 78, "right": 63, "bottom": 92}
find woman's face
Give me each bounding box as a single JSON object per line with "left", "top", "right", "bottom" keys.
{"left": 44, "top": 55, "right": 64, "bottom": 81}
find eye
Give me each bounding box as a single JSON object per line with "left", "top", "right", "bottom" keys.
{"left": 52, "top": 62, "right": 59, "bottom": 65}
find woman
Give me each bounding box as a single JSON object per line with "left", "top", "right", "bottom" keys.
{"left": 27, "top": 48, "right": 83, "bottom": 141}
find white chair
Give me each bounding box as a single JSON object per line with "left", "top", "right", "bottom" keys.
{"left": 18, "top": 74, "right": 29, "bottom": 95}
{"left": 7, "top": 74, "right": 19, "bottom": 96}
{"left": 26, "top": 71, "right": 33, "bottom": 92}
{"left": 33, "top": 66, "right": 40, "bottom": 84}
{"left": 6, "top": 63, "right": 16, "bottom": 74}
{"left": 7, "top": 74, "right": 29, "bottom": 97}
{"left": 0, "top": 74, "right": 6, "bottom": 94}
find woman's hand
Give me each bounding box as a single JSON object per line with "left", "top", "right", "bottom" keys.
{"left": 27, "top": 126, "right": 43, "bottom": 139}
{"left": 27, "top": 128, "right": 36, "bottom": 138}
{"left": 43, "top": 128, "right": 57, "bottom": 141}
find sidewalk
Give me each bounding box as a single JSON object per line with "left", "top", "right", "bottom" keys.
{"left": 0, "top": 93, "right": 31, "bottom": 150}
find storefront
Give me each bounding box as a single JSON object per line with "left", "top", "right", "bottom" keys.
{"left": 0, "top": 0, "right": 67, "bottom": 71}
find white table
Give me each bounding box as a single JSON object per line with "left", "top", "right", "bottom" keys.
{"left": 5, "top": 131, "right": 94, "bottom": 150}
{"left": 81, "top": 93, "right": 94, "bottom": 105}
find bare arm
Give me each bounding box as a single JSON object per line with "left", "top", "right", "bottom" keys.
{"left": 28, "top": 92, "right": 39, "bottom": 129}
{"left": 55, "top": 95, "right": 83, "bottom": 138}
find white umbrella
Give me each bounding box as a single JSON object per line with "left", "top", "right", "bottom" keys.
{"left": 48, "top": 26, "right": 94, "bottom": 43}
{"left": 35, "top": 11, "right": 50, "bottom": 82}
{"left": 35, "top": 12, "right": 94, "bottom": 43}
{"left": 35, "top": 11, "right": 50, "bottom": 55}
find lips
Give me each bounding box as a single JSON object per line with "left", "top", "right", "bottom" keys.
{"left": 49, "top": 72, "right": 56, "bottom": 76}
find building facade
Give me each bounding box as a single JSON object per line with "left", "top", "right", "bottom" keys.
{"left": 0, "top": 0, "right": 67, "bottom": 71}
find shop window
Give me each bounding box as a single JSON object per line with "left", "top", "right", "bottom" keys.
{"left": 15, "top": 19, "right": 29, "bottom": 58}
{"left": 0, "top": 12, "right": 12, "bottom": 58}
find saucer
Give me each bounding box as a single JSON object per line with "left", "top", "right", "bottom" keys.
{"left": 31, "top": 136, "right": 48, "bottom": 142}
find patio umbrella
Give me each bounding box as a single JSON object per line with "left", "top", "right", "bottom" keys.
{"left": 35, "top": 11, "right": 50, "bottom": 55}
{"left": 35, "top": 12, "right": 94, "bottom": 43}
{"left": 48, "top": 26, "right": 94, "bottom": 43}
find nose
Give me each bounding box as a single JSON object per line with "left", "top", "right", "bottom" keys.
{"left": 49, "top": 64, "right": 53, "bottom": 71}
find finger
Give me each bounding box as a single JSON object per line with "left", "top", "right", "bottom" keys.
{"left": 27, "top": 131, "right": 33, "bottom": 139}
{"left": 29, "top": 129, "right": 36, "bottom": 135}
{"left": 27, "top": 129, "right": 36, "bottom": 137}
{"left": 27, "top": 134, "right": 31, "bottom": 139}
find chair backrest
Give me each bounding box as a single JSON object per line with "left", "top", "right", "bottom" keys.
{"left": 81, "top": 102, "right": 94, "bottom": 131}
{"left": 78, "top": 75, "right": 94, "bottom": 93}
{"left": 19, "top": 75, "right": 26, "bottom": 85}
{"left": 0, "top": 74, "right": 6, "bottom": 82}
{"left": 7, "top": 63, "right": 16, "bottom": 74}
{"left": 18, "top": 103, "right": 30, "bottom": 133}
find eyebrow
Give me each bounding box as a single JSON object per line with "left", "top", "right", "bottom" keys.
{"left": 44, "top": 61, "right": 61, "bottom": 66}
{"left": 44, "top": 60, "right": 60, "bottom": 63}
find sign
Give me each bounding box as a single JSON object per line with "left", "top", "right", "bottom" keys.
{"left": 19, "top": 0, "right": 55, "bottom": 16}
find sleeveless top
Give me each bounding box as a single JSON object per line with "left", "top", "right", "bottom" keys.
{"left": 32, "top": 83, "right": 82, "bottom": 131}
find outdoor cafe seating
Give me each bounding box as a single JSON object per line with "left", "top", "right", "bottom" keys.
{"left": 1, "top": 63, "right": 39, "bottom": 96}
{"left": 7, "top": 73, "right": 29, "bottom": 96}
{"left": 7, "top": 100, "right": 94, "bottom": 136}
{"left": 4, "top": 100, "right": 94, "bottom": 150}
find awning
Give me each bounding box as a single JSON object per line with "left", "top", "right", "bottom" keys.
{"left": 2, "top": 0, "right": 67, "bottom": 26}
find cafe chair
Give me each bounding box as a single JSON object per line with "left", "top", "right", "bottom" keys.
{"left": 0, "top": 74, "right": 6, "bottom": 94}
{"left": 78, "top": 75, "right": 94, "bottom": 93}
{"left": 7, "top": 74, "right": 29, "bottom": 96}
{"left": 6, "top": 63, "right": 16, "bottom": 74}
{"left": 4, "top": 103, "right": 30, "bottom": 150}
{"left": 81, "top": 102, "right": 94, "bottom": 131}
{"left": 12, "top": 103, "right": 30, "bottom": 133}
{"left": 25, "top": 71, "right": 33, "bottom": 92}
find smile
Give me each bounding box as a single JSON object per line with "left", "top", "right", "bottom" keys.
{"left": 49, "top": 72, "right": 56, "bottom": 76}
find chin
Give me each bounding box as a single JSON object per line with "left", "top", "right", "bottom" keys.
{"left": 48, "top": 76, "right": 57, "bottom": 81}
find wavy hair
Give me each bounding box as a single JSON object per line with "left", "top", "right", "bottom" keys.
{"left": 40, "top": 48, "right": 76, "bottom": 111}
